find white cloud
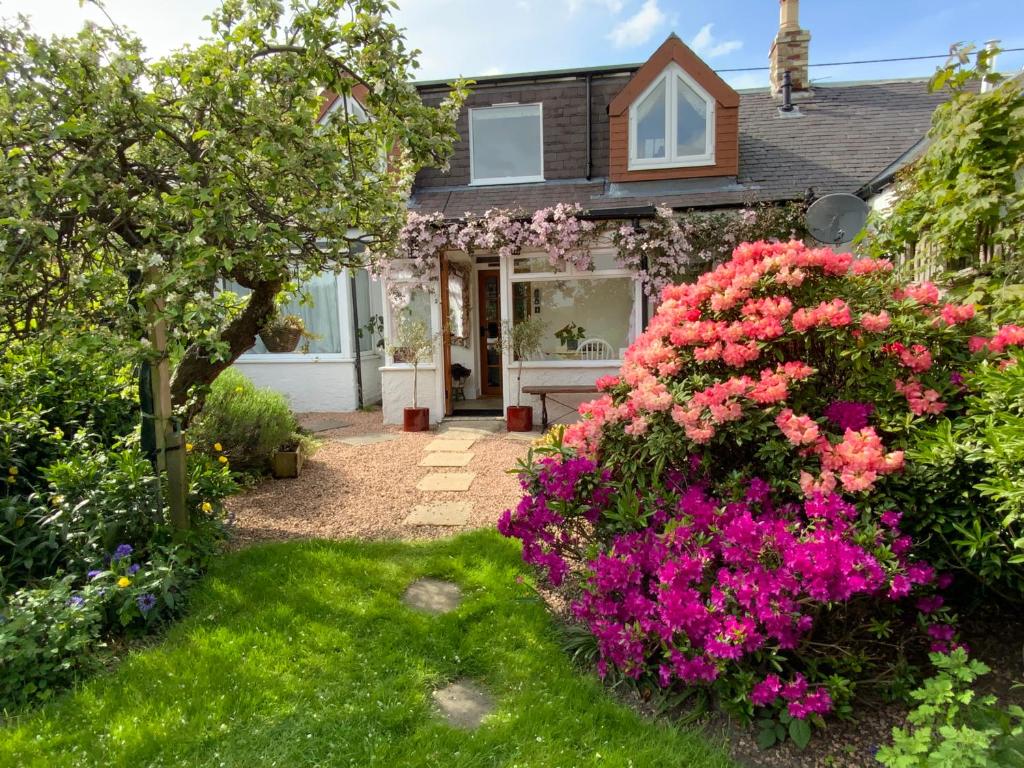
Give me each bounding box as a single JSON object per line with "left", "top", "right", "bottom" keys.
{"left": 480, "top": 66, "right": 505, "bottom": 76}
{"left": 606, "top": 0, "right": 666, "bottom": 49}
{"left": 566, "top": 0, "right": 624, "bottom": 14}
{"left": 690, "top": 23, "right": 742, "bottom": 59}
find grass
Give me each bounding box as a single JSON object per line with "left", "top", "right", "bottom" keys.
{"left": 0, "top": 531, "right": 733, "bottom": 768}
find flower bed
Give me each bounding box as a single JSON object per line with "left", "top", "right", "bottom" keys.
{"left": 499, "top": 240, "right": 1024, "bottom": 746}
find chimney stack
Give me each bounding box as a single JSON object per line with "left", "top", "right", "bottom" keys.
{"left": 769, "top": 0, "right": 811, "bottom": 94}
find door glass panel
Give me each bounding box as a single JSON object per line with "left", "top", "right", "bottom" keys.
{"left": 479, "top": 273, "right": 502, "bottom": 393}
{"left": 634, "top": 79, "right": 667, "bottom": 160}
{"left": 676, "top": 76, "right": 708, "bottom": 156}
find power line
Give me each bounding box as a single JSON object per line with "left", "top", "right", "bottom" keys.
{"left": 714, "top": 47, "right": 1024, "bottom": 73}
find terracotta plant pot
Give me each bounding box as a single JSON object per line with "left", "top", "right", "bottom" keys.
{"left": 271, "top": 445, "right": 303, "bottom": 478}
{"left": 403, "top": 407, "right": 430, "bottom": 432}
{"left": 506, "top": 405, "right": 534, "bottom": 432}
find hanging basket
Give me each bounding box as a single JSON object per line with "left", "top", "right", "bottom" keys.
{"left": 261, "top": 326, "right": 303, "bottom": 353}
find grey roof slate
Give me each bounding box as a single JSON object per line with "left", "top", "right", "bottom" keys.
{"left": 410, "top": 79, "right": 947, "bottom": 218}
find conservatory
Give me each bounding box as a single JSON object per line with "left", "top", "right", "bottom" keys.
{"left": 380, "top": 239, "right": 644, "bottom": 427}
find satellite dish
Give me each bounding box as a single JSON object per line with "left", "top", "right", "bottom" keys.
{"left": 805, "top": 193, "right": 870, "bottom": 245}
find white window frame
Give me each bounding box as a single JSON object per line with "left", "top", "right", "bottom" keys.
{"left": 628, "top": 63, "right": 716, "bottom": 171}
{"left": 507, "top": 248, "right": 642, "bottom": 368}
{"left": 468, "top": 102, "right": 545, "bottom": 186}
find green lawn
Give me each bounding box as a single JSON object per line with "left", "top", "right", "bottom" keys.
{"left": 0, "top": 531, "right": 733, "bottom": 768}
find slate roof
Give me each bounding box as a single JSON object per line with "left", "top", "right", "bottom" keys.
{"left": 410, "top": 79, "right": 947, "bottom": 218}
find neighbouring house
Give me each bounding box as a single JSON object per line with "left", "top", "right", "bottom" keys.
{"left": 375, "top": 0, "right": 954, "bottom": 426}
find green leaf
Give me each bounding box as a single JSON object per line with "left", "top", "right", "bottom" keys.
{"left": 789, "top": 718, "right": 812, "bottom": 750}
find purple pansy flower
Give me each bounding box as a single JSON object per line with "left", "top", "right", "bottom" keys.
{"left": 128, "top": 563, "right": 141, "bottom": 575}
{"left": 112, "top": 543, "right": 133, "bottom": 562}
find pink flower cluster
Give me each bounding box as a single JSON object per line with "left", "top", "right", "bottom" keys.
{"left": 750, "top": 673, "right": 833, "bottom": 719}
{"left": 884, "top": 342, "right": 934, "bottom": 373}
{"left": 563, "top": 485, "right": 939, "bottom": 702}
{"left": 895, "top": 377, "right": 946, "bottom": 416}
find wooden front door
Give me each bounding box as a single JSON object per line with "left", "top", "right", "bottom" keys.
{"left": 477, "top": 269, "right": 502, "bottom": 398}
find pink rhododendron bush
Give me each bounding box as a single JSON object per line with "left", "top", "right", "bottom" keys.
{"left": 499, "top": 240, "right": 1024, "bottom": 745}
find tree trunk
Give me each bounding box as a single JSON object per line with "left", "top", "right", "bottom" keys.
{"left": 171, "top": 277, "right": 282, "bottom": 424}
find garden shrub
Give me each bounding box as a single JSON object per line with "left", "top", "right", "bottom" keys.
{"left": 499, "top": 240, "right": 1024, "bottom": 742}
{"left": 187, "top": 369, "right": 299, "bottom": 473}
{"left": 876, "top": 649, "right": 1024, "bottom": 767}
{"left": 0, "top": 577, "right": 104, "bottom": 709}
{"left": 0, "top": 334, "right": 137, "bottom": 490}
{"left": 902, "top": 352, "right": 1024, "bottom": 599}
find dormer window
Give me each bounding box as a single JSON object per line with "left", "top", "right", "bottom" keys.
{"left": 628, "top": 63, "right": 715, "bottom": 170}
{"left": 469, "top": 103, "right": 544, "bottom": 186}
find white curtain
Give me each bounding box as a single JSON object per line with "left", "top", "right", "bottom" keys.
{"left": 229, "top": 273, "right": 343, "bottom": 354}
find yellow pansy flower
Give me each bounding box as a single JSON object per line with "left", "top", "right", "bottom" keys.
{"left": 117, "top": 577, "right": 131, "bottom": 588}
{"left": 7, "top": 466, "right": 17, "bottom": 476}
{"left": 201, "top": 501, "right": 213, "bottom": 513}
{"left": 214, "top": 442, "right": 223, "bottom": 452}
{"left": 218, "top": 455, "right": 228, "bottom": 464}
{"left": 185, "top": 442, "right": 194, "bottom": 452}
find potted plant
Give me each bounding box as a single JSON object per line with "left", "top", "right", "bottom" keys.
{"left": 271, "top": 436, "right": 304, "bottom": 478}
{"left": 501, "top": 316, "right": 546, "bottom": 432}
{"left": 386, "top": 315, "right": 437, "bottom": 431}
{"left": 554, "top": 321, "right": 586, "bottom": 351}
{"left": 261, "top": 311, "right": 306, "bottom": 353}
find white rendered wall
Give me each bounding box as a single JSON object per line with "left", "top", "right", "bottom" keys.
{"left": 381, "top": 365, "right": 444, "bottom": 425}
{"left": 234, "top": 355, "right": 379, "bottom": 412}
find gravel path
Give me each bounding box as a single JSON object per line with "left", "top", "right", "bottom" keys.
{"left": 228, "top": 410, "right": 532, "bottom": 546}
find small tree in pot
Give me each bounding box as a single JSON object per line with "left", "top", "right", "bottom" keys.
{"left": 386, "top": 315, "right": 437, "bottom": 431}
{"left": 501, "top": 317, "right": 547, "bottom": 431}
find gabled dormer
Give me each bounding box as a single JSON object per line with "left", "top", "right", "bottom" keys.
{"left": 608, "top": 35, "right": 739, "bottom": 182}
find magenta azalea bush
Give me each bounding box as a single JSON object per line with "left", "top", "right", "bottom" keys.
{"left": 499, "top": 240, "right": 1024, "bottom": 743}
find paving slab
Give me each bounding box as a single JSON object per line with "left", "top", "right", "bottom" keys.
{"left": 298, "top": 415, "right": 350, "bottom": 433}
{"left": 505, "top": 431, "right": 543, "bottom": 442}
{"left": 337, "top": 433, "right": 400, "bottom": 447}
{"left": 403, "top": 578, "right": 462, "bottom": 614}
{"left": 424, "top": 438, "right": 477, "bottom": 452}
{"left": 403, "top": 502, "right": 473, "bottom": 526}
{"left": 438, "top": 420, "right": 504, "bottom": 435}
{"left": 432, "top": 680, "right": 495, "bottom": 729}
{"left": 416, "top": 472, "right": 475, "bottom": 492}
{"left": 419, "top": 452, "right": 473, "bottom": 468}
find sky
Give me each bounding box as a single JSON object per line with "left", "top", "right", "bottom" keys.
{"left": 0, "top": 0, "right": 1021, "bottom": 90}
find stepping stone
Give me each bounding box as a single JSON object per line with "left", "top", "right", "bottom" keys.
{"left": 419, "top": 452, "right": 473, "bottom": 467}
{"left": 505, "top": 431, "right": 542, "bottom": 442}
{"left": 298, "top": 415, "right": 349, "bottom": 433}
{"left": 439, "top": 421, "right": 503, "bottom": 435}
{"left": 337, "top": 433, "right": 399, "bottom": 446}
{"left": 403, "top": 502, "right": 472, "bottom": 526}
{"left": 424, "top": 438, "right": 476, "bottom": 452}
{"left": 416, "top": 472, "right": 475, "bottom": 492}
{"left": 403, "top": 578, "right": 462, "bottom": 614}
{"left": 432, "top": 680, "right": 495, "bottom": 730}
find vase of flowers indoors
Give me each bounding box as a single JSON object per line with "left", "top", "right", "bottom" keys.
{"left": 386, "top": 315, "right": 437, "bottom": 431}
{"left": 501, "top": 317, "right": 546, "bottom": 431}
{"left": 554, "top": 321, "right": 585, "bottom": 351}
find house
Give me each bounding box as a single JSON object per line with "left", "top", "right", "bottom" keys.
{"left": 375, "top": 0, "right": 952, "bottom": 427}
{"left": 233, "top": 1, "right": 952, "bottom": 422}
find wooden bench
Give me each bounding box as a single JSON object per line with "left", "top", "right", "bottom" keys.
{"left": 521, "top": 385, "right": 599, "bottom": 430}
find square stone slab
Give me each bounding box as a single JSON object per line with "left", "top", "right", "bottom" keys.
{"left": 419, "top": 452, "right": 473, "bottom": 468}
{"left": 438, "top": 421, "right": 503, "bottom": 435}
{"left": 403, "top": 578, "right": 462, "bottom": 614}
{"left": 505, "top": 431, "right": 542, "bottom": 442}
{"left": 298, "top": 415, "right": 349, "bottom": 433}
{"left": 424, "top": 438, "right": 477, "bottom": 452}
{"left": 337, "top": 433, "right": 400, "bottom": 447}
{"left": 403, "top": 502, "right": 472, "bottom": 526}
{"left": 432, "top": 680, "right": 495, "bottom": 729}
{"left": 416, "top": 472, "right": 475, "bottom": 492}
